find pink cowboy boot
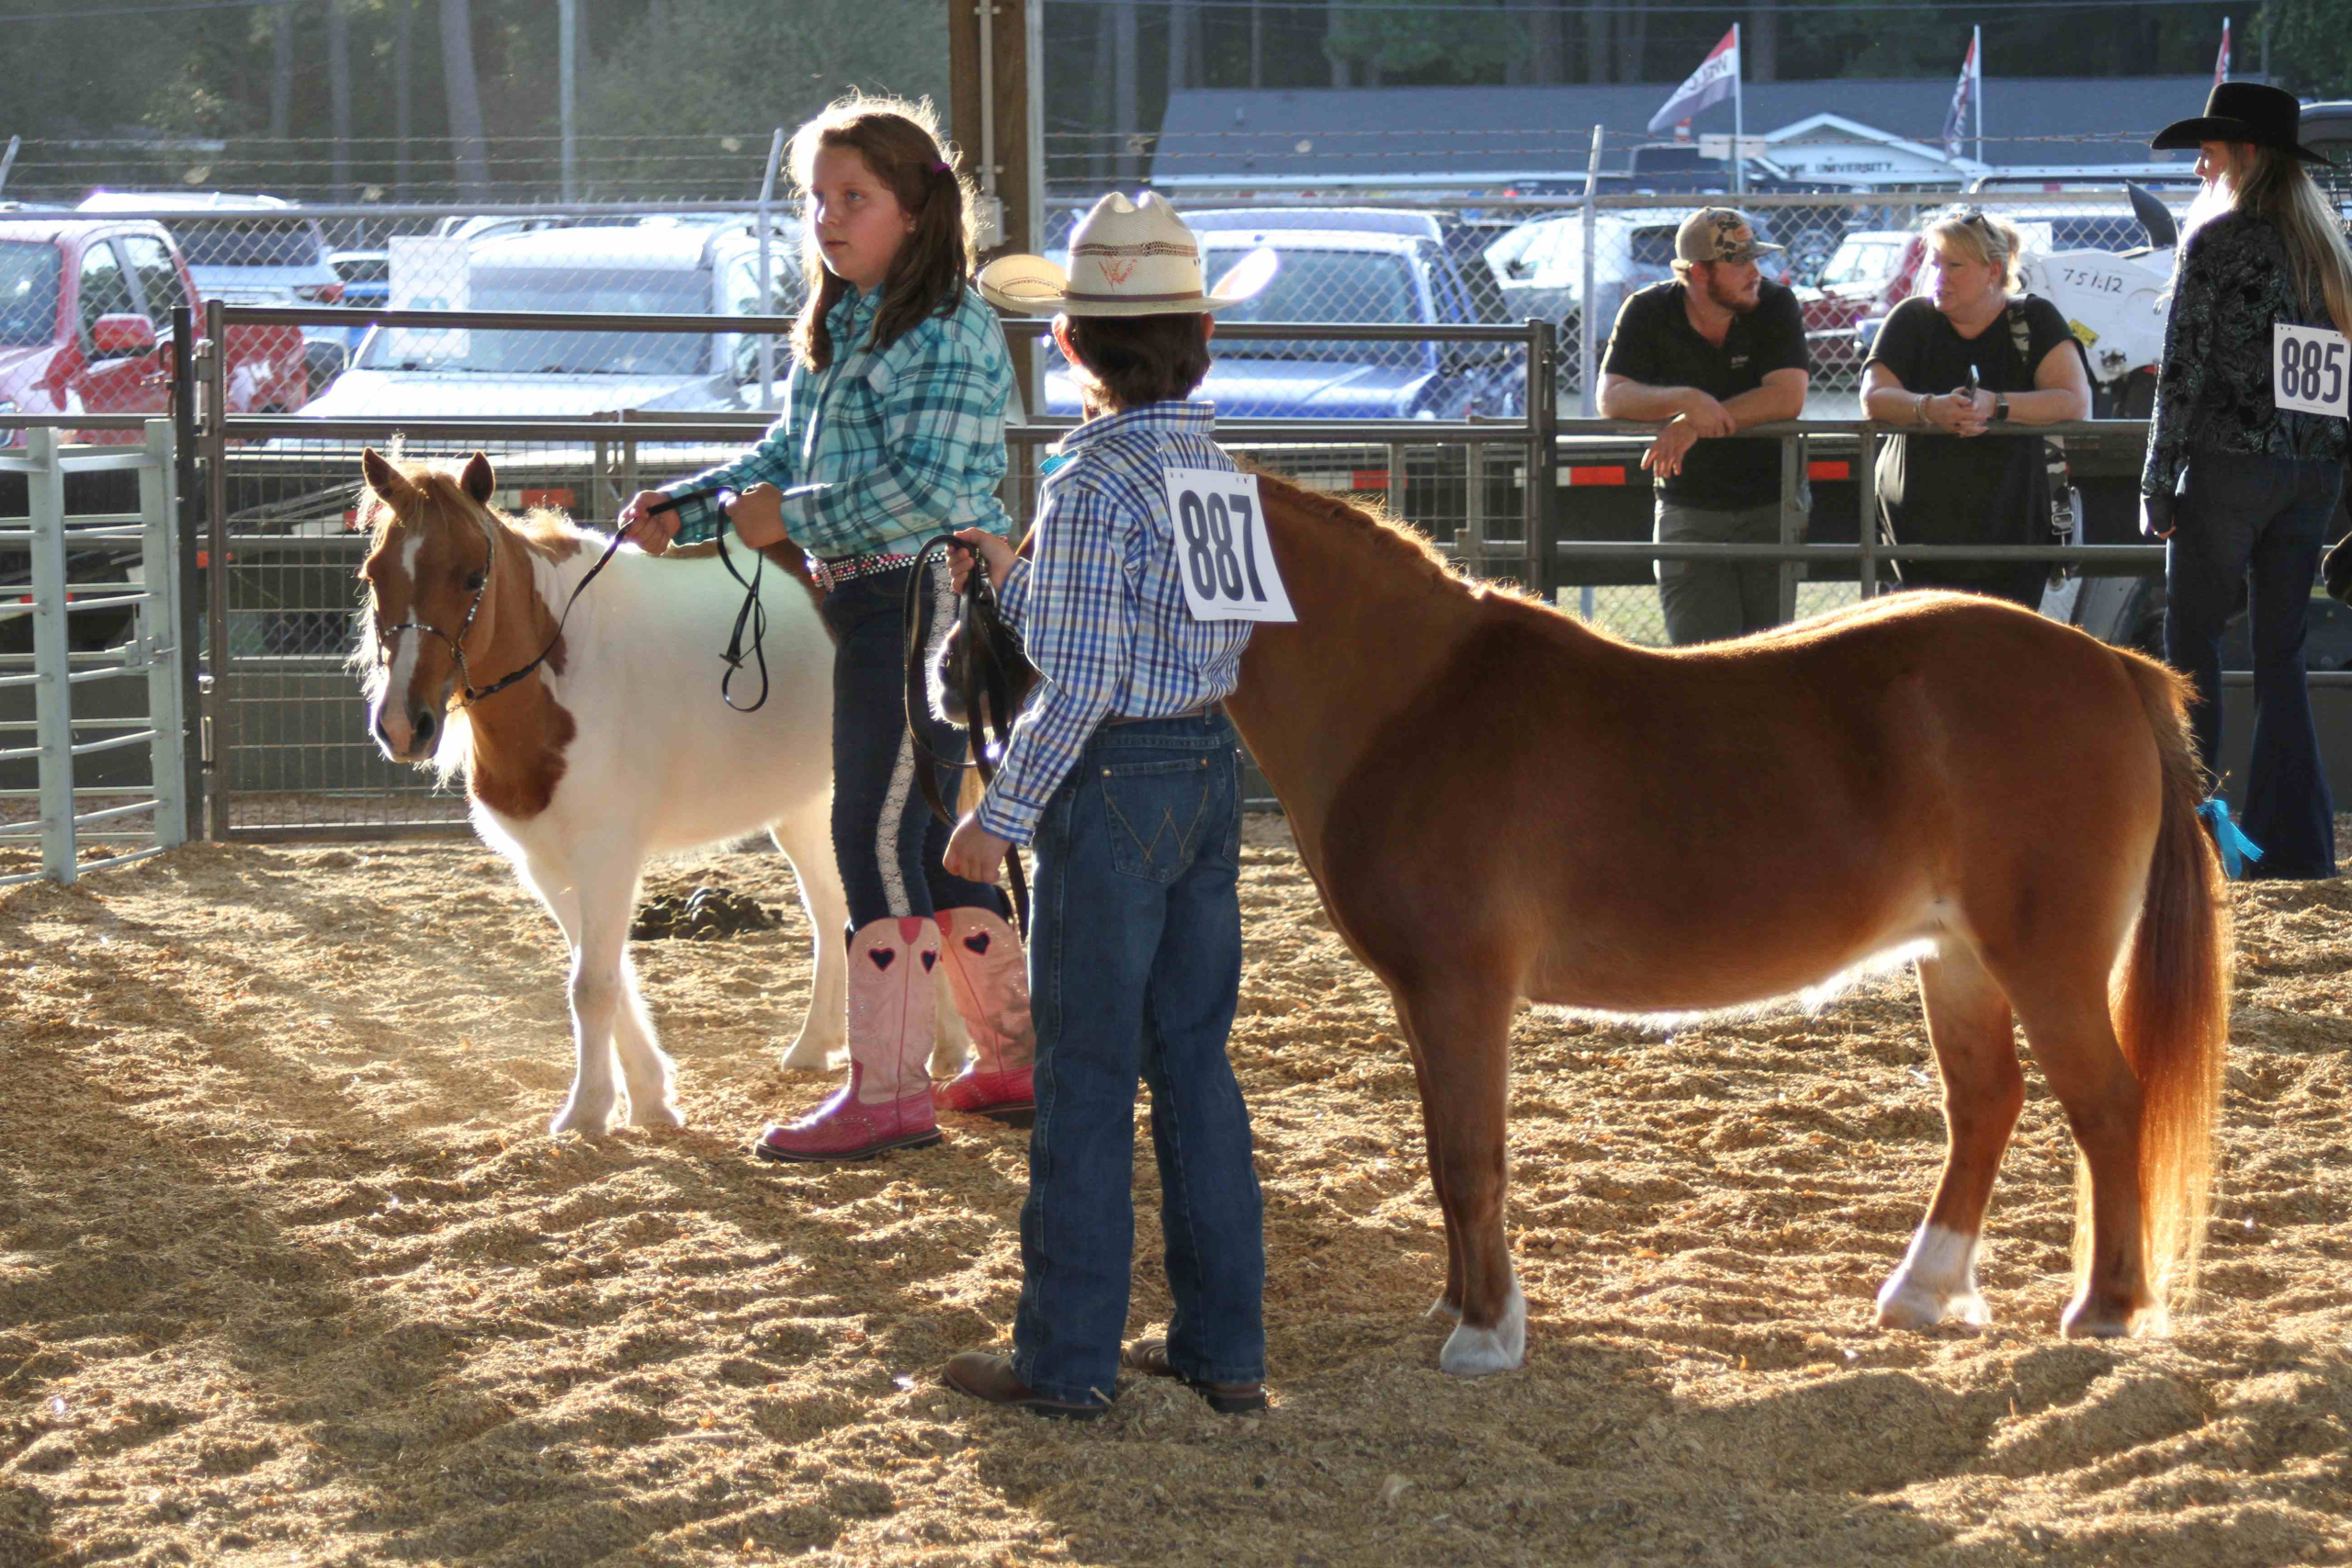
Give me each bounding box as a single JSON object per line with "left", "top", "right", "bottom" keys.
{"left": 756, "top": 917, "right": 944, "bottom": 1161}
{"left": 933, "top": 906, "right": 1037, "bottom": 1122}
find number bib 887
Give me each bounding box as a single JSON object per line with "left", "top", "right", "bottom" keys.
{"left": 1162, "top": 468, "right": 1296, "bottom": 624}
{"left": 2274, "top": 322, "right": 2351, "bottom": 419}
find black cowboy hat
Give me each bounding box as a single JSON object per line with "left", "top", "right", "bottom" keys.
{"left": 2151, "top": 81, "right": 2334, "bottom": 164}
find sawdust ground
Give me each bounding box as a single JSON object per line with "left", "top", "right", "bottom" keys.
{"left": 1, "top": 818, "right": 2348, "bottom": 1568}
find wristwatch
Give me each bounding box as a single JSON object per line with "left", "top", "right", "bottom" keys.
{"left": 1992, "top": 395, "right": 2011, "bottom": 424}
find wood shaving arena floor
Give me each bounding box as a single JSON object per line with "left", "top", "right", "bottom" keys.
{"left": 1, "top": 818, "right": 2347, "bottom": 1567}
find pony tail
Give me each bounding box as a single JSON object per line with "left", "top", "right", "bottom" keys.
{"left": 2111, "top": 651, "right": 2229, "bottom": 1316}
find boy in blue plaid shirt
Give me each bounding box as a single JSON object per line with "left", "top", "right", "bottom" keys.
{"left": 941, "top": 193, "right": 1281, "bottom": 1419}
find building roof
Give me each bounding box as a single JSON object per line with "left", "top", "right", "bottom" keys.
{"left": 1151, "top": 77, "right": 2216, "bottom": 186}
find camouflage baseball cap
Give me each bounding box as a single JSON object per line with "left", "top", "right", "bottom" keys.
{"left": 1674, "top": 208, "right": 1782, "bottom": 265}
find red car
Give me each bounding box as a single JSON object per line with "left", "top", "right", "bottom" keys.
{"left": 0, "top": 214, "right": 308, "bottom": 446}
{"left": 1795, "top": 230, "right": 1924, "bottom": 373}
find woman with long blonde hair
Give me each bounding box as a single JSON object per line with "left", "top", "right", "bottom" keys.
{"left": 2142, "top": 82, "right": 2349, "bottom": 879}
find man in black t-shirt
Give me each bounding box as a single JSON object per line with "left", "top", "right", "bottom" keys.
{"left": 1600, "top": 208, "right": 1812, "bottom": 646}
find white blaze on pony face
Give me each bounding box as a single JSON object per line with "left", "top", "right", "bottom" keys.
{"left": 368, "top": 531, "right": 429, "bottom": 755}
{"left": 1874, "top": 1224, "right": 1988, "bottom": 1330}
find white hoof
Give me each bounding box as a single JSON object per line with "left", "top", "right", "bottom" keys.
{"left": 1873, "top": 1224, "right": 1988, "bottom": 1330}
{"left": 778, "top": 1033, "right": 841, "bottom": 1071}
{"left": 1438, "top": 1277, "right": 1526, "bottom": 1377}
{"left": 627, "top": 1098, "right": 687, "bottom": 1130}
{"left": 548, "top": 1095, "right": 616, "bottom": 1137}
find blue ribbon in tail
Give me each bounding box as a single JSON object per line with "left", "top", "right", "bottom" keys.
{"left": 2198, "top": 797, "right": 2265, "bottom": 879}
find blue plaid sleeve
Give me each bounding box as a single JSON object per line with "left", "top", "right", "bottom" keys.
{"left": 777, "top": 321, "right": 1012, "bottom": 558}
{"left": 658, "top": 369, "right": 806, "bottom": 542}
{"left": 995, "top": 556, "right": 1033, "bottom": 629}
{"left": 975, "top": 481, "right": 1134, "bottom": 844}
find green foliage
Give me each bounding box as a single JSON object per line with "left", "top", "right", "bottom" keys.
{"left": 2260, "top": 0, "right": 2352, "bottom": 98}
{"left": 1324, "top": 0, "right": 1530, "bottom": 85}
{"left": 571, "top": 0, "right": 948, "bottom": 193}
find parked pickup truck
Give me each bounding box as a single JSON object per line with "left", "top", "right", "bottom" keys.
{"left": 0, "top": 213, "right": 308, "bottom": 445}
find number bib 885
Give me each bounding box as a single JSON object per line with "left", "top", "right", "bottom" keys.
{"left": 2274, "top": 322, "right": 2351, "bottom": 419}
{"left": 1162, "top": 468, "right": 1296, "bottom": 624}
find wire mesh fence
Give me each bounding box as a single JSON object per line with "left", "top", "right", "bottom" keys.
{"left": 6, "top": 185, "right": 2191, "bottom": 442}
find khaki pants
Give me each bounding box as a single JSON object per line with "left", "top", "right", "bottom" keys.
{"left": 1654, "top": 500, "right": 1794, "bottom": 647}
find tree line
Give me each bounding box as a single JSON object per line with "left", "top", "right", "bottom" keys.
{"left": 6, "top": 0, "right": 2351, "bottom": 201}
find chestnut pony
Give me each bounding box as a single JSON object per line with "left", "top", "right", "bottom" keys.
{"left": 354, "top": 449, "right": 969, "bottom": 1135}
{"left": 1218, "top": 473, "right": 2226, "bottom": 1376}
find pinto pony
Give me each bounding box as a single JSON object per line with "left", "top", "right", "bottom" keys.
{"left": 1220, "top": 473, "right": 2227, "bottom": 1375}
{"left": 354, "top": 449, "right": 967, "bottom": 1135}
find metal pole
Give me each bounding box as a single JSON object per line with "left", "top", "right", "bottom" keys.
{"left": 756, "top": 128, "right": 786, "bottom": 411}
{"left": 170, "top": 305, "right": 204, "bottom": 838}
{"left": 27, "top": 430, "right": 74, "bottom": 885}
{"left": 0, "top": 136, "right": 19, "bottom": 197}
{"left": 1579, "top": 123, "right": 1602, "bottom": 417}
{"left": 1973, "top": 25, "right": 1984, "bottom": 168}
{"left": 203, "top": 299, "right": 233, "bottom": 840}
{"left": 1526, "top": 317, "right": 1561, "bottom": 602}
{"left": 1778, "top": 434, "right": 1802, "bottom": 624}
{"left": 141, "top": 420, "right": 188, "bottom": 850}
{"left": 1732, "top": 23, "right": 1746, "bottom": 197}
{"left": 560, "top": 0, "right": 579, "bottom": 200}
{"left": 1857, "top": 419, "right": 1881, "bottom": 598}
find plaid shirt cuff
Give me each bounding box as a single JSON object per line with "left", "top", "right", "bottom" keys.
{"left": 974, "top": 788, "right": 1043, "bottom": 845}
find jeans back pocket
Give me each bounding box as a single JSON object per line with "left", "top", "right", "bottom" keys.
{"left": 1099, "top": 753, "right": 1221, "bottom": 883}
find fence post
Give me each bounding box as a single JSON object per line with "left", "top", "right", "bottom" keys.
{"left": 203, "top": 299, "right": 232, "bottom": 839}
{"left": 755, "top": 128, "right": 786, "bottom": 412}
{"left": 27, "top": 430, "right": 74, "bottom": 886}
{"left": 1525, "top": 317, "right": 1561, "bottom": 602}
{"left": 141, "top": 420, "right": 188, "bottom": 851}
{"left": 1579, "top": 122, "right": 1602, "bottom": 416}
{"left": 171, "top": 305, "right": 204, "bottom": 839}
{"left": 1779, "top": 434, "right": 1804, "bottom": 624}
{"left": 1857, "top": 418, "right": 1881, "bottom": 599}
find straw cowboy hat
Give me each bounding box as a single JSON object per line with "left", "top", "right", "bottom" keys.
{"left": 2152, "top": 81, "right": 2335, "bottom": 165}
{"left": 978, "top": 191, "right": 1277, "bottom": 317}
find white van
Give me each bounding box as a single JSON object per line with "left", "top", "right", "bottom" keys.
{"left": 296, "top": 220, "right": 806, "bottom": 420}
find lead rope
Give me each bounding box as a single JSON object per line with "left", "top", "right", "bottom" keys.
{"left": 650, "top": 486, "right": 770, "bottom": 712}
{"left": 901, "top": 535, "right": 1030, "bottom": 936}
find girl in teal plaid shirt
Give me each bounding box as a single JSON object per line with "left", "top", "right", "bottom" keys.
{"left": 618, "top": 96, "right": 1034, "bottom": 1160}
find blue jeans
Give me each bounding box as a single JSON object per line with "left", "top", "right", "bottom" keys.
{"left": 821, "top": 560, "right": 1008, "bottom": 929}
{"left": 2165, "top": 452, "right": 2340, "bottom": 879}
{"left": 1012, "top": 710, "right": 1265, "bottom": 1406}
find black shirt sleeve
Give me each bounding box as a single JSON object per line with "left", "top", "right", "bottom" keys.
{"left": 1864, "top": 296, "right": 1935, "bottom": 390}
{"left": 2018, "top": 294, "right": 2086, "bottom": 389}
{"left": 1752, "top": 283, "right": 1811, "bottom": 376}
{"left": 1600, "top": 287, "right": 1660, "bottom": 383}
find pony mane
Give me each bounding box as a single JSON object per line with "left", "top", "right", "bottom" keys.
{"left": 369, "top": 459, "right": 594, "bottom": 561}
{"left": 1248, "top": 467, "right": 1539, "bottom": 609}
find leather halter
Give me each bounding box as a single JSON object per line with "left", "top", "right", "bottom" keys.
{"left": 372, "top": 490, "right": 625, "bottom": 706}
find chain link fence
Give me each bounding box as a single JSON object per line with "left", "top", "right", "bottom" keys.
{"left": 14, "top": 185, "right": 2189, "bottom": 437}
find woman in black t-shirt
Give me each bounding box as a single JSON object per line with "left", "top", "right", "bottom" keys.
{"left": 1861, "top": 211, "right": 2093, "bottom": 608}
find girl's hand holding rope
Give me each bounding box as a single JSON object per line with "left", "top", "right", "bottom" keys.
{"left": 727, "top": 484, "right": 789, "bottom": 549}
{"left": 618, "top": 490, "right": 679, "bottom": 555}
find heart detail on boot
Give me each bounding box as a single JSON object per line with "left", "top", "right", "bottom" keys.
{"left": 964, "top": 932, "right": 991, "bottom": 955}
{"left": 869, "top": 949, "right": 896, "bottom": 972}
{"left": 921, "top": 951, "right": 938, "bottom": 971}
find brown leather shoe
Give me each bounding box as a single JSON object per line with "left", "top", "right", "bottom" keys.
{"left": 1120, "top": 1337, "right": 1268, "bottom": 1414}
{"left": 943, "top": 1351, "right": 1106, "bottom": 1420}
